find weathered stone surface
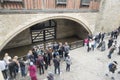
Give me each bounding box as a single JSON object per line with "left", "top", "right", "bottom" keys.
{"left": 95, "top": 0, "right": 120, "bottom": 33}
{"left": 0, "top": 13, "right": 96, "bottom": 51}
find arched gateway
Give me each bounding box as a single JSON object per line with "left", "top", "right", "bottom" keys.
{"left": 0, "top": 14, "right": 92, "bottom": 51}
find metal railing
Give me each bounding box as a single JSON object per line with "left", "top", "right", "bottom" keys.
{"left": 18, "top": 40, "right": 84, "bottom": 60}
{"left": 70, "top": 40, "right": 84, "bottom": 50}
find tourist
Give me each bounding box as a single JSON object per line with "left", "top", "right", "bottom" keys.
{"left": 53, "top": 50, "right": 59, "bottom": 58}
{"left": 47, "top": 48, "right": 53, "bottom": 66}
{"left": 19, "top": 58, "right": 26, "bottom": 78}
{"left": 36, "top": 55, "right": 44, "bottom": 75}
{"left": 0, "top": 60, "right": 8, "bottom": 80}
{"left": 53, "top": 42, "right": 59, "bottom": 51}
{"left": 3, "top": 53, "right": 11, "bottom": 64}
{"left": 108, "top": 38, "right": 113, "bottom": 49}
{"left": 98, "top": 32, "right": 101, "bottom": 43}
{"left": 43, "top": 52, "right": 49, "bottom": 70}
{"left": 101, "top": 41, "right": 106, "bottom": 51}
{"left": 8, "top": 59, "right": 19, "bottom": 80}
{"left": 28, "top": 62, "right": 37, "bottom": 80}
{"left": 27, "top": 50, "right": 35, "bottom": 64}
{"left": 87, "top": 39, "right": 92, "bottom": 52}
{"left": 83, "top": 38, "right": 89, "bottom": 47}
{"left": 118, "top": 45, "right": 120, "bottom": 55}
{"left": 58, "top": 42, "right": 64, "bottom": 58}
{"left": 107, "top": 45, "right": 116, "bottom": 59}
{"left": 65, "top": 55, "right": 72, "bottom": 72}
{"left": 106, "top": 61, "right": 118, "bottom": 80}
{"left": 101, "top": 33, "right": 105, "bottom": 41}
{"left": 64, "top": 42, "right": 70, "bottom": 59}
{"left": 13, "top": 56, "right": 19, "bottom": 73}
{"left": 53, "top": 56, "right": 60, "bottom": 75}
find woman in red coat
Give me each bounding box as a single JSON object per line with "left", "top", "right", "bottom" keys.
{"left": 28, "top": 62, "right": 37, "bottom": 80}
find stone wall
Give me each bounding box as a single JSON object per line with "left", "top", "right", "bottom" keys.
{"left": 4, "top": 28, "right": 32, "bottom": 49}
{"left": 95, "top": 0, "right": 120, "bottom": 33}
{"left": 0, "top": 13, "right": 97, "bottom": 51}
{"left": 74, "top": 23, "right": 89, "bottom": 39}
{"left": 56, "top": 19, "right": 75, "bottom": 39}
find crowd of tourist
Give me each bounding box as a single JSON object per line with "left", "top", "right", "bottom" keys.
{"left": 0, "top": 26, "right": 120, "bottom": 80}
{"left": 0, "top": 42, "right": 71, "bottom": 80}
{"left": 83, "top": 26, "right": 120, "bottom": 80}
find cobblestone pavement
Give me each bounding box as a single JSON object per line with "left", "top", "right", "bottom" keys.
{"left": 17, "top": 36, "right": 120, "bottom": 80}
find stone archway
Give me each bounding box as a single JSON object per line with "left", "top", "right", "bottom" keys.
{"left": 0, "top": 14, "right": 92, "bottom": 51}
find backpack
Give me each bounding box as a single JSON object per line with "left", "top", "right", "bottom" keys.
{"left": 108, "top": 63, "right": 116, "bottom": 71}
{"left": 109, "top": 63, "right": 113, "bottom": 69}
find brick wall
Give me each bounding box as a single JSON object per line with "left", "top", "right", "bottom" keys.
{"left": 0, "top": 0, "right": 100, "bottom": 10}
{"left": 89, "top": 1, "right": 100, "bottom": 10}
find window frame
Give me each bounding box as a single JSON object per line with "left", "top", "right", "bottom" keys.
{"left": 3, "top": 0, "right": 23, "bottom": 2}
{"left": 81, "top": 0, "right": 92, "bottom": 7}
{"left": 56, "top": 0, "right": 67, "bottom": 5}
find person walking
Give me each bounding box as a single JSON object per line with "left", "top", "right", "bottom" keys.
{"left": 118, "top": 45, "right": 120, "bottom": 55}
{"left": 107, "top": 45, "right": 116, "bottom": 59}
{"left": 28, "top": 62, "right": 37, "bottom": 80}
{"left": 106, "top": 61, "right": 118, "bottom": 80}
{"left": 101, "top": 33, "right": 105, "bottom": 41}
{"left": 108, "top": 38, "right": 113, "bottom": 49}
{"left": 65, "top": 55, "right": 72, "bottom": 72}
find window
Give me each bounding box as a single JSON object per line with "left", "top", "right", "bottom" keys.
{"left": 56, "top": 0, "right": 67, "bottom": 5}
{"left": 81, "top": 0, "right": 92, "bottom": 7}
{"left": 3, "top": 0, "right": 23, "bottom": 2}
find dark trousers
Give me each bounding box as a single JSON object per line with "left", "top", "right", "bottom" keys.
{"left": 54, "top": 66, "right": 60, "bottom": 74}
{"left": 108, "top": 52, "right": 112, "bottom": 59}
{"left": 87, "top": 47, "right": 91, "bottom": 52}
{"left": 44, "top": 63, "right": 48, "bottom": 70}
{"left": 9, "top": 67, "right": 16, "bottom": 79}
{"left": 65, "top": 52, "right": 68, "bottom": 58}
{"left": 66, "top": 64, "right": 70, "bottom": 71}
{"left": 2, "top": 69, "right": 8, "bottom": 79}
{"left": 21, "top": 67, "right": 26, "bottom": 77}
{"left": 39, "top": 65, "right": 44, "bottom": 74}
{"left": 48, "top": 59, "right": 51, "bottom": 65}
